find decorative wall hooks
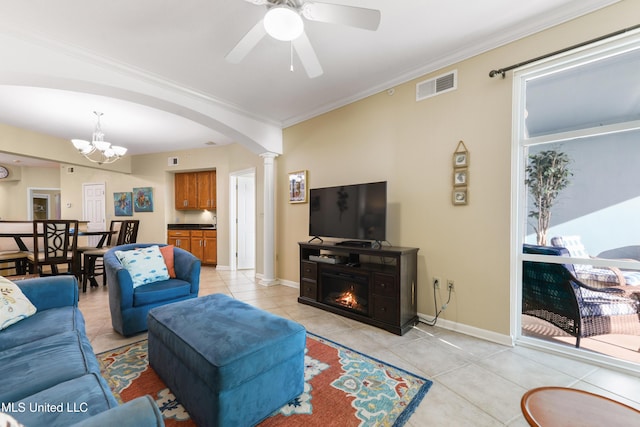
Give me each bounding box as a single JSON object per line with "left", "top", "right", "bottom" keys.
{"left": 452, "top": 141, "right": 469, "bottom": 205}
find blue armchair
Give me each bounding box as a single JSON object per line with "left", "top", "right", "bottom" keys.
{"left": 104, "top": 243, "right": 200, "bottom": 336}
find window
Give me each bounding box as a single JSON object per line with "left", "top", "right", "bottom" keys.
{"left": 512, "top": 31, "right": 640, "bottom": 368}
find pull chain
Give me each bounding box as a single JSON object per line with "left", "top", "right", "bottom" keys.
{"left": 290, "top": 41, "right": 294, "bottom": 72}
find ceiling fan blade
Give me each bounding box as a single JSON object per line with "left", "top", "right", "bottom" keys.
{"left": 225, "top": 19, "right": 267, "bottom": 63}
{"left": 292, "top": 33, "right": 323, "bottom": 78}
{"left": 301, "top": 1, "right": 381, "bottom": 31}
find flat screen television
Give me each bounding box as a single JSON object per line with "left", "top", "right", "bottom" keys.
{"left": 309, "top": 181, "right": 387, "bottom": 242}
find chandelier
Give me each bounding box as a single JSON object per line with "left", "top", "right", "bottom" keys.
{"left": 71, "top": 112, "right": 127, "bottom": 165}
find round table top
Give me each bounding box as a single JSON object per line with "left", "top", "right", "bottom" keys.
{"left": 521, "top": 386, "right": 640, "bottom": 427}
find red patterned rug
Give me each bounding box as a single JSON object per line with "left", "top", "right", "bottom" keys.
{"left": 98, "top": 333, "right": 431, "bottom": 426}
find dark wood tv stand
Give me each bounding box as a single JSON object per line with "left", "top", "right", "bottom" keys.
{"left": 298, "top": 241, "right": 419, "bottom": 335}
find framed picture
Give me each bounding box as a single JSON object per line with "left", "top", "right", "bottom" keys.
{"left": 454, "top": 168, "right": 468, "bottom": 186}
{"left": 452, "top": 188, "right": 468, "bottom": 205}
{"left": 133, "top": 187, "right": 154, "bottom": 212}
{"left": 114, "top": 192, "right": 133, "bottom": 216}
{"left": 453, "top": 140, "right": 469, "bottom": 167}
{"left": 289, "top": 170, "right": 308, "bottom": 203}
{"left": 454, "top": 152, "right": 468, "bottom": 167}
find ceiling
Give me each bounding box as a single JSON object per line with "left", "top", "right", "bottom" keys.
{"left": 0, "top": 0, "right": 621, "bottom": 165}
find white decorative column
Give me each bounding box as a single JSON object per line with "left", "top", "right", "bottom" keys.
{"left": 260, "top": 152, "right": 278, "bottom": 286}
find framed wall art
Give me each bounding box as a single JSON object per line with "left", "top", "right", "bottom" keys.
{"left": 114, "top": 192, "right": 133, "bottom": 216}
{"left": 289, "top": 170, "right": 308, "bottom": 203}
{"left": 453, "top": 187, "right": 468, "bottom": 205}
{"left": 453, "top": 140, "right": 469, "bottom": 167}
{"left": 133, "top": 187, "right": 154, "bottom": 212}
{"left": 454, "top": 168, "right": 468, "bottom": 186}
{"left": 452, "top": 140, "right": 470, "bottom": 205}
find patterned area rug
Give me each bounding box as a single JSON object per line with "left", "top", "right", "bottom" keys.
{"left": 97, "top": 333, "right": 432, "bottom": 426}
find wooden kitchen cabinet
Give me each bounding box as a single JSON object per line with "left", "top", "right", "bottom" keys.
{"left": 174, "top": 172, "right": 198, "bottom": 210}
{"left": 202, "top": 230, "right": 217, "bottom": 265}
{"left": 197, "top": 171, "right": 216, "bottom": 209}
{"left": 167, "top": 228, "right": 216, "bottom": 266}
{"left": 174, "top": 170, "right": 216, "bottom": 211}
{"left": 167, "top": 230, "right": 191, "bottom": 252}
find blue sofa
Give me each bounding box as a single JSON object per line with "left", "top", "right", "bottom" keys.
{"left": 104, "top": 243, "right": 200, "bottom": 337}
{"left": 0, "top": 275, "right": 164, "bottom": 427}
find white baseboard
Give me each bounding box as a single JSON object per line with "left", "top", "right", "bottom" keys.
{"left": 278, "top": 278, "right": 299, "bottom": 289}
{"left": 418, "top": 313, "right": 514, "bottom": 347}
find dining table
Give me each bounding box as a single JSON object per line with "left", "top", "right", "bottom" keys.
{"left": 0, "top": 227, "right": 117, "bottom": 278}
{"left": 0, "top": 229, "right": 117, "bottom": 251}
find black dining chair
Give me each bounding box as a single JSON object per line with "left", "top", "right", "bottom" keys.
{"left": 27, "top": 219, "right": 79, "bottom": 278}
{"left": 82, "top": 220, "right": 139, "bottom": 292}
{"left": 0, "top": 251, "right": 28, "bottom": 276}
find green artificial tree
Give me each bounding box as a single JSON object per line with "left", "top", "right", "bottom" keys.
{"left": 525, "top": 149, "right": 572, "bottom": 246}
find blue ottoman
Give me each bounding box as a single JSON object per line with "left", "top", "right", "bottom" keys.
{"left": 147, "top": 293, "right": 306, "bottom": 427}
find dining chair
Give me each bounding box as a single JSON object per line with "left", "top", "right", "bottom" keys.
{"left": 82, "top": 220, "right": 139, "bottom": 292}
{"left": 0, "top": 251, "right": 28, "bottom": 276}
{"left": 27, "top": 219, "right": 79, "bottom": 278}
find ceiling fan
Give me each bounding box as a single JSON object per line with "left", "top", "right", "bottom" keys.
{"left": 226, "top": 0, "right": 381, "bottom": 78}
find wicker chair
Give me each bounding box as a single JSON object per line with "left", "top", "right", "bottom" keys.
{"left": 522, "top": 244, "right": 640, "bottom": 348}
{"left": 551, "top": 235, "right": 640, "bottom": 287}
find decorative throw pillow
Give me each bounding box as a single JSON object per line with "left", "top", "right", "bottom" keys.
{"left": 0, "top": 276, "right": 37, "bottom": 330}
{"left": 159, "top": 245, "right": 176, "bottom": 278}
{"left": 115, "top": 245, "right": 170, "bottom": 288}
{"left": 0, "top": 412, "right": 24, "bottom": 427}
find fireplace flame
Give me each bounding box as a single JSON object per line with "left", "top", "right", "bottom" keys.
{"left": 336, "top": 286, "right": 361, "bottom": 309}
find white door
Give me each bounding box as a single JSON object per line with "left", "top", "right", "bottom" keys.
{"left": 236, "top": 173, "right": 256, "bottom": 270}
{"left": 82, "top": 183, "right": 106, "bottom": 246}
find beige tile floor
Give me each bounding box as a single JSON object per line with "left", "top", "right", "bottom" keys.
{"left": 79, "top": 266, "right": 640, "bottom": 426}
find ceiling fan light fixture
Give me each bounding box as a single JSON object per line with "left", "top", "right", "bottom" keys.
{"left": 263, "top": 6, "right": 304, "bottom": 41}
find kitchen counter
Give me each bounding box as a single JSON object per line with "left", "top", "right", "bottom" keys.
{"left": 167, "top": 223, "right": 216, "bottom": 230}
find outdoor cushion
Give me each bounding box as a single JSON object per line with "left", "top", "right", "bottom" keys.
{"left": 551, "top": 235, "right": 640, "bottom": 286}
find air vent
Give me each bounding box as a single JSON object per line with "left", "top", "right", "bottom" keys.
{"left": 168, "top": 157, "right": 179, "bottom": 166}
{"left": 416, "top": 70, "right": 457, "bottom": 101}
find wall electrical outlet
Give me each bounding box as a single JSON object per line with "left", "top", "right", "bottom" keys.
{"left": 447, "top": 280, "right": 455, "bottom": 291}
{"left": 433, "top": 277, "right": 441, "bottom": 289}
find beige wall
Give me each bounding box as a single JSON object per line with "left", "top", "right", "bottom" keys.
{"left": 277, "top": 1, "right": 640, "bottom": 336}
{"left": 0, "top": 165, "right": 60, "bottom": 220}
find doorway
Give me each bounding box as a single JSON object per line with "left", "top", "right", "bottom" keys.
{"left": 27, "top": 188, "right": 60, "bottom": 220}
{"left": 32, "top": 194, "right": 50, "bottom": 220}
{"left": 230, "top": 169, "right": 256, "bottom": 270}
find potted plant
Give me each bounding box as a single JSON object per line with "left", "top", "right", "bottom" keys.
{"left": 525, "top": 149, "right": 572, "bottom": 246}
